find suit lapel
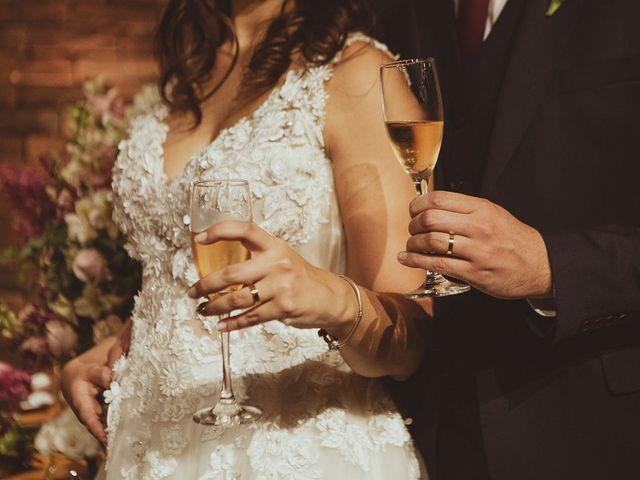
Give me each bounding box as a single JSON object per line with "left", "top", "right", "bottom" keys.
{"left": 480, "top": 0, "right": 585, "bottom": 196}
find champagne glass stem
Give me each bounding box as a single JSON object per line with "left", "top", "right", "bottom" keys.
{"left": 413, "top": 179, "right": 423, "bottom": 197}
{"left": 219, "top": 317, "right": 235, "bottom": 403}
{"left": 413, "top": 177, "right": 445, "bottom": 289}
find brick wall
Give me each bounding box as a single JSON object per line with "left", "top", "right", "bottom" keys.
{"left": 0, "top": 0, "right": 167, "bottom": 291}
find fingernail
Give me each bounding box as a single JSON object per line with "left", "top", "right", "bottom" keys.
{"left": 398, "top": 252, "right": 408, "bottom": 261}
{"left": 215, "top": 322, "right": 227, "bottom": 332}
{"left": 187, "top": 286, "right": 197, "bottom": 298}
{"left": 194, "top": 232, "right": 207, "bottom": 243}
{"left": 196, "top": 302, "right": 207, "bottom": 315}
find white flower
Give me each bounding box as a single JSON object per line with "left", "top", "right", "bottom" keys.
{"left": 126, "top": 84, "right": 161, "bottom": 119}
{"left": 30, "top": 372, "right": 52, "bottom": 391}
{"left": 66, "top": 189, "right": 118, "bottom": 244}
{"left": 160, "top": 362, "right": 190, "bottom": 397}
{"left": 65, "top": 212, "right": 97, "bottom": 244}
{"left": 34, "top": 407, "right": 101, "bottom": 461}
{"left": 157, "top": 396, "right": 190, "bottom": 423}
{"left": 103, "top": 381, "right": 121, "bottom": 404}
{"left": 201, "top": 445, "right": 239, "bottom": 480}
{"left": 368, "top": 413, "right": 411, "bottom": 448}
{"left": 247, "top": 430, "right": 321, "bottom": 479}
{"left": 160, "top": 425, "right": 188, "bottom": 454}
{"left": 60, "top": 158, "right": 85, "bottom": 188}
{"left": 145, "top": 451, "right": 178, "bottom": 479}
{"left": 316, "top": 409, "right": 374, "bottom": 471}
{"left": 112, "top": 355, "right": 127, "bottom": 382}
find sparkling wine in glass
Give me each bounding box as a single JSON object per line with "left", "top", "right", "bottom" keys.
{"left": 190, "top": 179, "right": 263, "bottom": 426}
{"left": 381, "top": 58, "right": 470, "bottom": 298}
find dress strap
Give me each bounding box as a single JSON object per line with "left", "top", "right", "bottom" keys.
{"left": 332, "top": 32, "right": 399, "bottom": 65}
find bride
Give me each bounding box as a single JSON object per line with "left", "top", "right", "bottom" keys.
{"left": 62, "top": 0, "right": 430, "bottom": 478}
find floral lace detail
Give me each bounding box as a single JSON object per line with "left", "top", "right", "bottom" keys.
{"left": 201, "top": 445, "right": 241, "bottom": 480}
{"left": 247, "top": 430, "right": 321, "bottom": 480}
{"left": 104, "top": 33, "right": 419, "bottom": 480}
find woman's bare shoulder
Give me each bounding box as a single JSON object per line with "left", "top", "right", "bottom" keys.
{"left": 328, "top": 38, "right": 396, "bottom": 98}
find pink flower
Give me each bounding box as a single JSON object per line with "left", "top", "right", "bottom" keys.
{"left": 87, "top": 87, "right": 125, "bottom": 121}
{"left": 56, "top": 188, "right": 76, "bottom": 218}
{"left": 18, "top": 304, "right": 53, "bottom": 329}
{"left": 0, "top": 362, "right": 31, "bottom": 413}
{"left": 72, "top": 248, "right": 108, "bottom": 283}
{"left": 45, "top": 320, "right": 78, "bottom": 359}
{"left": 20, "top": 336, "right": 49, "bottom": 357}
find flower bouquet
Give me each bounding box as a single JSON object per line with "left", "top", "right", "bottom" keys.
{"left": 0, "top": 78, "right": 155, "bottom": 472}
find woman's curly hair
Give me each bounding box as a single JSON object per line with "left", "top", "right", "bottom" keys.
{"left": 155, "top": 0, "right": 375, "bottom": 126}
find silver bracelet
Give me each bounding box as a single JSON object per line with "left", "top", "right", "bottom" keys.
{"left": 318, "top": 275, "right": 364, "bottom": 351}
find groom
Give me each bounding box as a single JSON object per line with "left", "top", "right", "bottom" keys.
{"left": 375, "top": 0, "right": 640, "bottom": 479}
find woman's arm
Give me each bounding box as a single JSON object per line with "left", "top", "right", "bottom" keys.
{"left": 325, "top": 42, "right": 424, "bottom": 294}
{"left": 189, "top": 223, "right": 431, "bottom": 378}
{"left": 322, "top": 41, "right": 431, "bottom": 376}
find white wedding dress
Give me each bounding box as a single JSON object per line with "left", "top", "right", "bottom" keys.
{"left": 104, "top": 33, "right": 422, "bottom": 479}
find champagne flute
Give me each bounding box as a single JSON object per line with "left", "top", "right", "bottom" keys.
{"left": 190, "top": 179, "right": 263, "bottom": 426}
{"left": 381, "top": 58, "right": 470, "bottom": 298}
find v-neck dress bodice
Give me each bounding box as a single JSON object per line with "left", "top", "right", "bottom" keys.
{"left": 104, "top": 33, "right": 421, "bottom": 480}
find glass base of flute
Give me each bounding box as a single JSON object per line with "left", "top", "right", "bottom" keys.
{"left": 192, "top": 311, "right": 263, "bottom": 427}
{"left": 406, "top": 178, "right": 471, "bottom": 299}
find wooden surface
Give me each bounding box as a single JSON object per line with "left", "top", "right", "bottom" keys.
{"left": 2, "top": 452, "right": 91, "bottom": 480}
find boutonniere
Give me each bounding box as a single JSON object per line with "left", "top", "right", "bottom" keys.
{"left": 545, "top": 0, "right": 565, "bottom": 16}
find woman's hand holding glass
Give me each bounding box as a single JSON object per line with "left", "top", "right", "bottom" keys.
{"left": 188, "top": 221, "right": 356, "bottom": 336}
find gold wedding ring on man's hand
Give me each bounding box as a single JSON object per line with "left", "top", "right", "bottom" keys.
{"left": 446, "top": 232, "right": 456, "bottom": 256}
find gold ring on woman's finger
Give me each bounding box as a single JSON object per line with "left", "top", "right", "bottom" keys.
{"left": 446, "top": 232, "right": 455, "bottom": 256}
{"left": 247, "top": 283, "right": 261, "bottom": 307}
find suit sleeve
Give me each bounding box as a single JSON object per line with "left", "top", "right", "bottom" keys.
{"left": 542, "top": 225, "right": 640, "bottom": 344}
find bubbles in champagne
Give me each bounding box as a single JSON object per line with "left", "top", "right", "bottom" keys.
{"left": 385, "top": 120, "right": 444, "bottom": 180}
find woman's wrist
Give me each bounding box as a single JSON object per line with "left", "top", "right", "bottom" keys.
{"left": 325, "top": 275, "right": 361, "bottom": 340}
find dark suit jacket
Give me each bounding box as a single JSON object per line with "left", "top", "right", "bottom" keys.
{"left": 374, "top": 1, "right": 640, "bottom": 479}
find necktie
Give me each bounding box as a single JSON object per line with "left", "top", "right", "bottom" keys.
{"left": 457, "top": 0, "right": 490, "bottom": 63}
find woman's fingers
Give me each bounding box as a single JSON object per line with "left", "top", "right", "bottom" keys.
{"left": 86, "top": 364, "right": 112, "bottom": 390}
{"left": 72, "top": 379, "right": 108, "bottom": 444}
{"left": 216, "top": 301, "right": 289, "bottom": 332}
{"left": 188, "top": 257, "right": 270, "bottom": 299}
{"left": 197, "top": 280, "right": 272, "bottom": 316}
{"left": 195, "top": 221, "right": 273, "bottom": 252}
